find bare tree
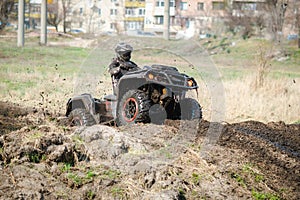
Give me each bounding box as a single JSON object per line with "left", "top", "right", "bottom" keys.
{"left": 0, "top": 0, "right": 15, "bottom": 31}
{"left": 264, "top": 0, "right": 289, "bottom": 43}
{"left": 88, "top": 5, "right": 99, "bottom": 33}
{"left": 255, "top": 14, "right": 266, "bottom": 37}
{"left": 282, "top": 0, "right": 300, "bottom": 47}
{"left": 61, "top": 0, "right": 71, "bottom": 33}
{"left": 47, "top": 1, "right": 62, "bottom": 31}
{"left": 254, "top": 43, "right": 273, "bottom": 89}
{"left": 224, "top": 3, "right": 256, "bottom": 39}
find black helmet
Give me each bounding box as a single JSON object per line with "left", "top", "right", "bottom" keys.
{"left": 115, "top": 42, "right": 133, "bottom": 61}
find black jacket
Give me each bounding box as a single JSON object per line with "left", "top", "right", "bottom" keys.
{"left": 108, "top": 57, "right": 139, "bottom": 79}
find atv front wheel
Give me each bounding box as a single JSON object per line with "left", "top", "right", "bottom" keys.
{"left": 117, "top": 90, "right": 151, "bottom": 126}
{"left": 180, "top": 98, "right": 202, "bottom": 120}
{"left": 68, "top": 108, "right": 96, "bottom": 126}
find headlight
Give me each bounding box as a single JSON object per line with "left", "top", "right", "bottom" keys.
{"left": 148, "top": 73, "right": 154, "bottom": 80}
{"left": 187, "top": 79, "right": 194, "bottom": 87}
{"left": 147, "top": 72, "right": 169, "bottom": 83}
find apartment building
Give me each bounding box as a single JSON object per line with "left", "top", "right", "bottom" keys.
{"left": 231, "top": 0, "right": 266, "bottom": 16}
{"left": 143, "top": 0, "right": 229, "bottom": 35}
{"left": 68, "top": 0, "right": 125, "bottom": 33}
{"left": 124, "top": 0, "right": 146, "bottom": 31}
{"left": 67, "top": 0, "right": 147, "bottom": 33}
{"left": 173, "top": 0, "right": 267, "bottom": 36}
{"left": 19, "top": 0, "right": 297, "bottom": 38}
{"left": 177, "top": 0, "right": 228, "bottom": 35}
{"left": 144, "top": 0, "right": 177, "bottom": 33}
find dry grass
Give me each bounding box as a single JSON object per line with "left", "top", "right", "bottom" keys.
{"left": 224, "top": 75, "right": 300, "bottom": 123}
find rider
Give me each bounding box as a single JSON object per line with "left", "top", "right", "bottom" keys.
{"left": 108, "top": 42, "right": 139, "bottom": 95}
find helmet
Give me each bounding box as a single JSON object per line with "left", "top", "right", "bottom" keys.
{"left": 115, "top": 42, "right": 133, "bottom": 61}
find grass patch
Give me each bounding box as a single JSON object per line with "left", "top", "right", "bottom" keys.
{"left": 242, "top": 163, "right": 265, "bottom": 183}
{"left": 0, "top": 38, "right": 89, "bottom": 72}
{"left": 68, "top": 173, "right": 83, "bottom": 187}
{"left": 62, "top": 163, "right": 72, "bottom": 172}
{"left": 268, "top": 71, "right": 300, "bottom": 79}
{"left": 102, "top": 169, "right": 121, "bottom": 180}
{"left": 293, "top": 120, "right": 300, "bottom": 124}
{"left": 252, "top": 190, "right": 280, "bottom": 200}
{"left": 86, "top": 190, "right": 96, "bottom": 199}
{"left": 220, "top": 68, "right": 246, "bottom": 80}
{"left": 29, "top": 132, "right": 44, "bottom": 140}
{"left": 191, "top": 172, "right": 202, "bottom": 185}
{"left": 2, "top": 79, "right": 37, "bottom": 93}
{"left": 28, "top": 151, "right": 42, "bottom": 163}
{"left": 110, "top": 186, "right": 125, "bottom": 198}
{"left": 231, "top": 172, "right": 246, "bottom": 188}
{"left": 86, "top": 170, "right": 96, "bottom": 180}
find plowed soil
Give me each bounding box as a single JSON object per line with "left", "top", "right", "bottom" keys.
{"left": 0, "top": 101, "right": 299, "bottom": 200}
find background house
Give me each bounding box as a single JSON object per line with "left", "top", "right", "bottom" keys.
{"left": 7, "top": 0, "right": 298, "bottom": 40}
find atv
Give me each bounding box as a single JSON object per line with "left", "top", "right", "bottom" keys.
{"left": 66, "top": 64, "right": 202, "bottom": 126}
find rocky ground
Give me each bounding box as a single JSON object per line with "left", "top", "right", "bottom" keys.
{"left": 0, "top": 101, "right": 299, "bottom": 200}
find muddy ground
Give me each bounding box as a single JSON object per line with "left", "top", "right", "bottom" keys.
{"left": 0, "top": 101, "right": 299, "bottom": 200}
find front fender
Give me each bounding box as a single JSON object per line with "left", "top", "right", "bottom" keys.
{"left": 66, "top": 93, "right": 96, "bottom": 117}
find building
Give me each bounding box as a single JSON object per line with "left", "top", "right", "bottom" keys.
{"left": 68, "top": 0, "right": 146, "bottom": 34}
{"left": 176, "top": 0, "right": 228, "bottom": 36}
{"left": 67, "top": 0, "right": 125, "bottom": 33}
{"left": 11, "top": 0, "right": 296, "bottom": 38}
{"left": 124, "top": 0, "right": 146, "bottom": 31}
{"left": 144, "top": 0, "right": 177, "bottom": 34}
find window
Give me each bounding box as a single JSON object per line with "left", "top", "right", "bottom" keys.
{"left": 98, "top": 8, "right": 101, "bottom": 16}
{"left": 197, "top": 2, "right": 204, "bottom": 10}
{"left": 125, "top": 9, "right": 131, "bottom": 15}
{"left": 156, "top": 0, "right": 164, "bottom": 7}
{"left": 139, "top": 8, "right": 145, "bottom": 15}
{"left": 155, "top": 0, "right": 174, "bottom": 7}
{"left": 125, "top": 8, "right": 135, "bottom": 15}
{"left": 31, "top": 6, "right": 40, "bottom": 13}
{"left": 180, "top": 2, "right": 188, "bottom": 10}
{"left": 110, "top": 23, "right": 116, "bottom": 30}
{"left": 110, "top": 9, "right": 117, "bottom": 15}
{"left": 126, "top": 22, "right": 139, "bottom": 30}
{"left": 241, "top": 3, "right": 257, "bottom": 11}
{"left": 212, "top": 1, "right": 225, "bottom": 10}
{"left": 155, "top": 16, "right": 164, "bottom": 24}
{"left": 80, "top": 7, "right": 83, "bottom": 14}
{"left": 170, "top": 0, "right": 175, "bottom": 7}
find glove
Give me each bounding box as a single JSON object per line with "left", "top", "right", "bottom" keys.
{"left": 121, "top": 61, "right": 137, "bottom": 70}
{"left": 109, "top": 66, "right": 120, "bottom": 75}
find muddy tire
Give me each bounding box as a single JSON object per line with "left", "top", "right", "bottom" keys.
{"left": 68, "top": 108, "right": 96, "bottom": 126}
{"left": 149, "top": 104, "right": 167, "bottom": 125}
{"left": 117, "top": 90, "right": 151, "bottom": 126}
{"left": 180, "top": 98, "right": 202, "bottom": 120}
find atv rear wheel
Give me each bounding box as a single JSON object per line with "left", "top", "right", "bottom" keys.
{"left": 180, "top": 98, "right": 202, "bottom": 120}
{"left": 68, "top": 108, "right": 96, "bottom": 126}
{"left": 117, "top": 90, "right": 151, "bottom": 126}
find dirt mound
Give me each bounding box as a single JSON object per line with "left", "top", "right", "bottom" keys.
{"left": 0, "top": 101, "right": 299, "bottom": 199}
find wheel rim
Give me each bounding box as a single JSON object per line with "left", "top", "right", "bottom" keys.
{"left": 122, "top": 97, "right": 138, "bottom": 122}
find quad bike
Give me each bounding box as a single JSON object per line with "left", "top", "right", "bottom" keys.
{"left": 66, "top": 64, "right": 202, "bottom": 126}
